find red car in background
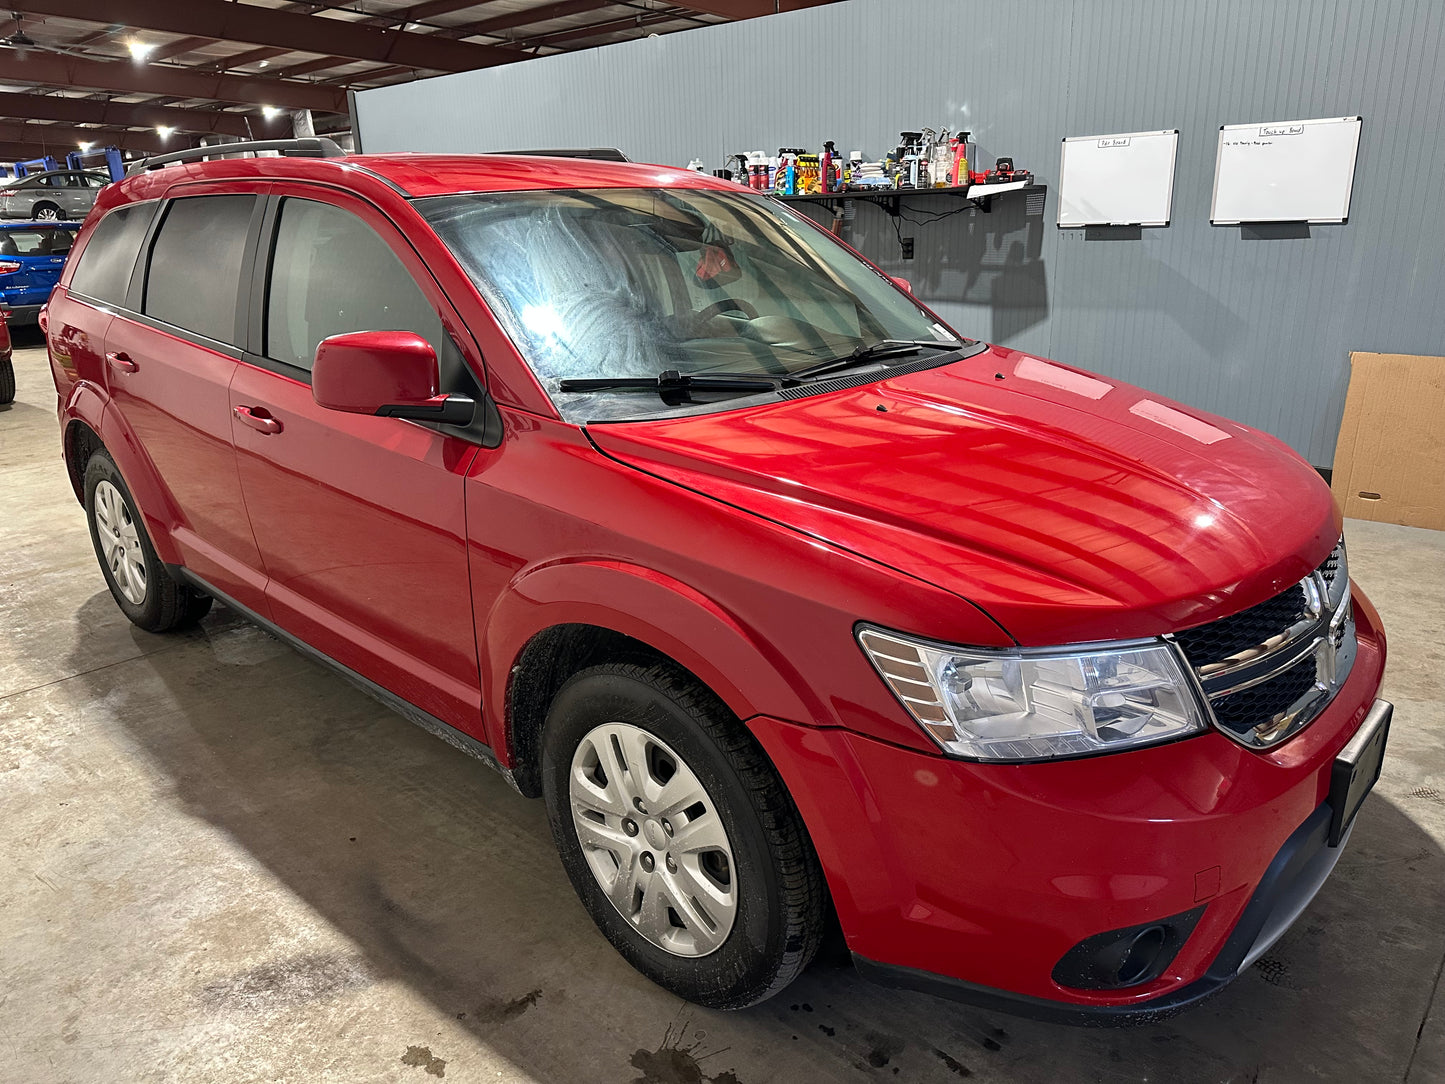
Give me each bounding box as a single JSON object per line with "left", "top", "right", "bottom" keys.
{"left": 1, "top": 307, "right": 13, "bottom": 405}
{"left": 43, "top": 140, "right": 1389, "bottom": 1023}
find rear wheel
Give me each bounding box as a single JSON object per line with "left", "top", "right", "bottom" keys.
{"left": 542, "top": 662, "right": 825, "bottom": 1009}
{"left": 0, "top": 355, "right": 13, "bottom": 405}
{"left": 83, "top": 450, "right": 213, "bottom": 632}
{"left": 31, "top": 203, "right": 62, "bottom": 221}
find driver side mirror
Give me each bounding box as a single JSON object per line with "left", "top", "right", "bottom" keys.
{"left": 312, "top": 330, "right": 475, "bottom": 426}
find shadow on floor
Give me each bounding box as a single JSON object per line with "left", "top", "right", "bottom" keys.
{"left": 73, "top": 595, "right": 1445, "bottom": 1083}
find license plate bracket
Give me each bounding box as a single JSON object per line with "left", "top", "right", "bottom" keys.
{"left": 1328, "top": 700, "right": 1391, "bottom": 847}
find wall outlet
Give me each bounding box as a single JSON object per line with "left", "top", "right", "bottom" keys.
{"left": 901, "top": 237, "right": 914, "bottom": 259}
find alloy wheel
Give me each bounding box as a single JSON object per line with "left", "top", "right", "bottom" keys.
{"left": 33, "top": 206, "right": 60, "bottom": 221}
{"left": 93, "top": 479, "right": 147, "bottom": 605}
{"left": 568, "top": 721, "right": 738, "bottom": 957}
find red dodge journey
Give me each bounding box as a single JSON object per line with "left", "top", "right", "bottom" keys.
{"left": 44, "top": 140, "right": 1389, "bottom": 1023}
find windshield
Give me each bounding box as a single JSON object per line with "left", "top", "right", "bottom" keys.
{"left": 0, "top": 227, "right": 74, "bottom": 256}
{"left": 418, "top": 187, "right": 960, "bottom": 422}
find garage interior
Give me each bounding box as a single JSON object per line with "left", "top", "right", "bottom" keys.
{"left": 2, "top": 2, "right": 1445, "bottom": 1082}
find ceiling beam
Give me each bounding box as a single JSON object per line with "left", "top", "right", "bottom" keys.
{"left": 0, "top": 120, "right": 175, "bottom": 152}
{"left": 461, "top": 0, "right": 618, "bottom": 38}
{"left": 667, "top": 0, "right": 830, "bottom": 15}
{"left": 13, "top": 0, "right": 517, "bottom": 73}
{"left": 206, "top": 45, "right": 295, "bottom": 71}
{"left": 143, "top": 35, "right": 215, "bottom": 62}
{"left": 0, "top": 54, "right": 349, "bottom": 113}
{"left": 517, "top": 8, "right": 681, "bottom": 48}
{"left": 0, "top": 92, "right": 268, "bottom": 138}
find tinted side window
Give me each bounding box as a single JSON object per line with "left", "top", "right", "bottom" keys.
{"left": 144, "top": 195, "right": 255, "bottom": 344}
{"left": 266, "top": 198, "right": 442, "bottom": 372}
{"left": 68, "top": 203, "right": 156, "bottom": 304}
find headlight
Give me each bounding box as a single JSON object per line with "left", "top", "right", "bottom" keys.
{"left": 857, "top": 627, "right": 1209, "bottom": 761}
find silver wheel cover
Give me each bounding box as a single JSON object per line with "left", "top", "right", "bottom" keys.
{"left": 569, "top": 721, "right": 738, "bottom": 957}
{"left": 93, "top": 480, "right": 147, "bottom": 605}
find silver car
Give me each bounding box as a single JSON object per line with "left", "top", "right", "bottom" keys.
{"left": 0, "top": 170, "right": 108, "bottom": 221}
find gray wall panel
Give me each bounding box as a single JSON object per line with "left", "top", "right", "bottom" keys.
{"left": 356, "top": 0, "right": 1445, "bottom": 466}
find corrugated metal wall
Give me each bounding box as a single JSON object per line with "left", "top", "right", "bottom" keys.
{"left": 355, "top": 0, "right": 1445, "bottom": 466}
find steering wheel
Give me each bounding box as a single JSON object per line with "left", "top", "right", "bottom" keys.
{"left": 695, "top": 298, "right": 759, "bottom": 323}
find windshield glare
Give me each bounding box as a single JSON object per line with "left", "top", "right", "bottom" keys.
{"left": 419, "top": 187, "right": 958, "bottom": 421}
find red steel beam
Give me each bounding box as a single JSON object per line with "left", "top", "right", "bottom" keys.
{"left": 0, "top": 92, "right": 265, "bottom": 138}
{"left": 461, "top": 0, "right": 618, "bottom": 37}
{"left": 666, "top": 0, "right": 832, "bottom": 15}
{"left": 1, "top": 53, "right": 349, "bottom": 113}
{"left": 0, "top": 120, "right": 174, "bottom": 152}
{"left": 146, "top": 35, "right": 216, "bottom": 62}
{"left": 12, "top": 0, "right": 516, "bottom": 73}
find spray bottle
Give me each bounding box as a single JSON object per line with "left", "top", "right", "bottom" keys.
{"left": 820, "top": 140, "right": 838, "bottom": 194}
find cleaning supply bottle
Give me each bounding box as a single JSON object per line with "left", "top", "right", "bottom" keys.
{"left": 952, "top": 131, "right": 971, "bottom": 187}
{"left": 820, "top": 141, "right": 836, "bottom": 194}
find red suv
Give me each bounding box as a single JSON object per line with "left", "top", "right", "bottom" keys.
{"left": 45, "top": 139, "right": 1389, "bottom": 1023}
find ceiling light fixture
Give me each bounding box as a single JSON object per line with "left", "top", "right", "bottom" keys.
{"left": 155, "top": 125, "right": 174, "bottom": 138}
{"left": 258, "top": 60, "right": 268, "bottom": 67}
{"left": 78, "top": 141, "right": 93, "bottom": 152}
{"left": 128, "top": 40, "right": 153, "bottom": 60}
{"left": 261, "top": 106, "right": 282, "bottom": 120}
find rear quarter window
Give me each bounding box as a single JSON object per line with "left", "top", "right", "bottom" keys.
{"left": 68, "top": 203, "right": 156, "bottom": 305}
{"left": 144, "top": 194, "right": 256, "bottom": 345}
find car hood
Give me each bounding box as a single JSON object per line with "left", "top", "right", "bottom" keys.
{"left": 584, "top": 346, "right": 1340, "bottom": 646}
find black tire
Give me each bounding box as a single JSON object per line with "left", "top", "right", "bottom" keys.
{"left": 0, "top": 355, "right": 14, "bottom": 405}
{"left": 83, "top": 449, "right": 213, "bottom": 632}
{"left": 31, "top": 202, "right": 63, "bottom": 221}
{"left": 542, "top": 662, "right": 825, "bottom": 1009}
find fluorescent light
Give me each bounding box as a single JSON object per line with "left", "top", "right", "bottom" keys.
{"left": 155, "top": 125, "right": 174, "bottom": 138}
{"left": 128, "top": 40, "right": 153, "bottom": 60}
{"left": 261, "top": 106, "right": 282, "bottom": 120}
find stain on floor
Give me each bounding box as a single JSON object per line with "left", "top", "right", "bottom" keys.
{"left": 401, "top": 1044, "right": 447, "bottom": 1077}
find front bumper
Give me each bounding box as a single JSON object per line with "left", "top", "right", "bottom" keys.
{"left": 748, "top": 588, "right": 1388, "bottom": 1022}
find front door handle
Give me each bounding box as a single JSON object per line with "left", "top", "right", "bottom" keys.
{"left": 105, "top": 350, "right": 138, "bottom": 374}
{"left": 234, "top": 405, "right": 283, "bottom": 435}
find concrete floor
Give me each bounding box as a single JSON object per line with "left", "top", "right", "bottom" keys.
{"left": 2, "top": 328, "right": 1443, "bottom": 1084}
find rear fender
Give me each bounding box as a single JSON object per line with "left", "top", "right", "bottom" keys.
{"left": 67, "top": 391, "right": 186, "bottom": 565}
{"left": 481, "top": 558, "right": 820, "bottom": 757}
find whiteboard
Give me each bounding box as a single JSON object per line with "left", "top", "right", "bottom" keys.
{"left": 1210, "top": 116, "right": 1362, "bottom": 224}
{"left": 1057, "top": 129, "right": 1179, "bottom": 227}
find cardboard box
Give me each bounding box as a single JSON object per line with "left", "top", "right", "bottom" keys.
{"left": 1331, "top": 352, "right": 1445, "bottom": 530}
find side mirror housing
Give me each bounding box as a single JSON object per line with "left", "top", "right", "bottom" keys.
{"left": 890, "top": 275, "right": 913, "bottom": 293}
{"left": 312, "top": 330, "right": 474, "bottom": 426}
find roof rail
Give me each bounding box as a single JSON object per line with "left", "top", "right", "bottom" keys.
{"left": 496, "top": 148, "right": 630, "bottom": 162}
{"left": 129, "top": 137, "right": 346, "bottom": 174}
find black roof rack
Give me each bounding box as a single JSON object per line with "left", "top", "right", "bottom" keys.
{"left": 496, "top": 148, "right": 630, "bottom": 162}
{"left": 128, "top": 137, "right": 346, "bottom": 174}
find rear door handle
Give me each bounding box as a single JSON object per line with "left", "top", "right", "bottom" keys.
{"left": 234, "top": 405, "right": 283, "bottom": 435}
{"left": 105, "top": 350, "right": 138, "bottom": 373}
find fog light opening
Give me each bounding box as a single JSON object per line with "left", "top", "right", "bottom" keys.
{"left": 1117, "top": 925, "right": 1169, "bottom": 986}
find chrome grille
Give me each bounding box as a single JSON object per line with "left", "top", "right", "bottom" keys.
{"left": 1171, "top": 537, "right": 1355, "bottom": 749}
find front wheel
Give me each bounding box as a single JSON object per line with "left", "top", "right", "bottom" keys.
{"left": 542, "top": 663, "right": 825, "bottom": 1009}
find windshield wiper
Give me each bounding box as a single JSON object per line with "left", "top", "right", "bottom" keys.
{"left": 557, "top": 369, "right": 792, "bottom": 399}
{"left": 789, "top": 338, "right": 963, "bottom": 381}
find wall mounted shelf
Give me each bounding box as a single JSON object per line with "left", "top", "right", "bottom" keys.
{"left": 774, "top": 179, "right": 1034, "bottom": 217}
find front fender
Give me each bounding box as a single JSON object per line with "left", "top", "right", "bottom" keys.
{"left": 480, "top": 557, "right": 823, "bottom": 753}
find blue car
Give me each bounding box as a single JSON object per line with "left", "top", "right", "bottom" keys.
{"left": 0, "top": 222, "right": 80, "bottom": 324}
